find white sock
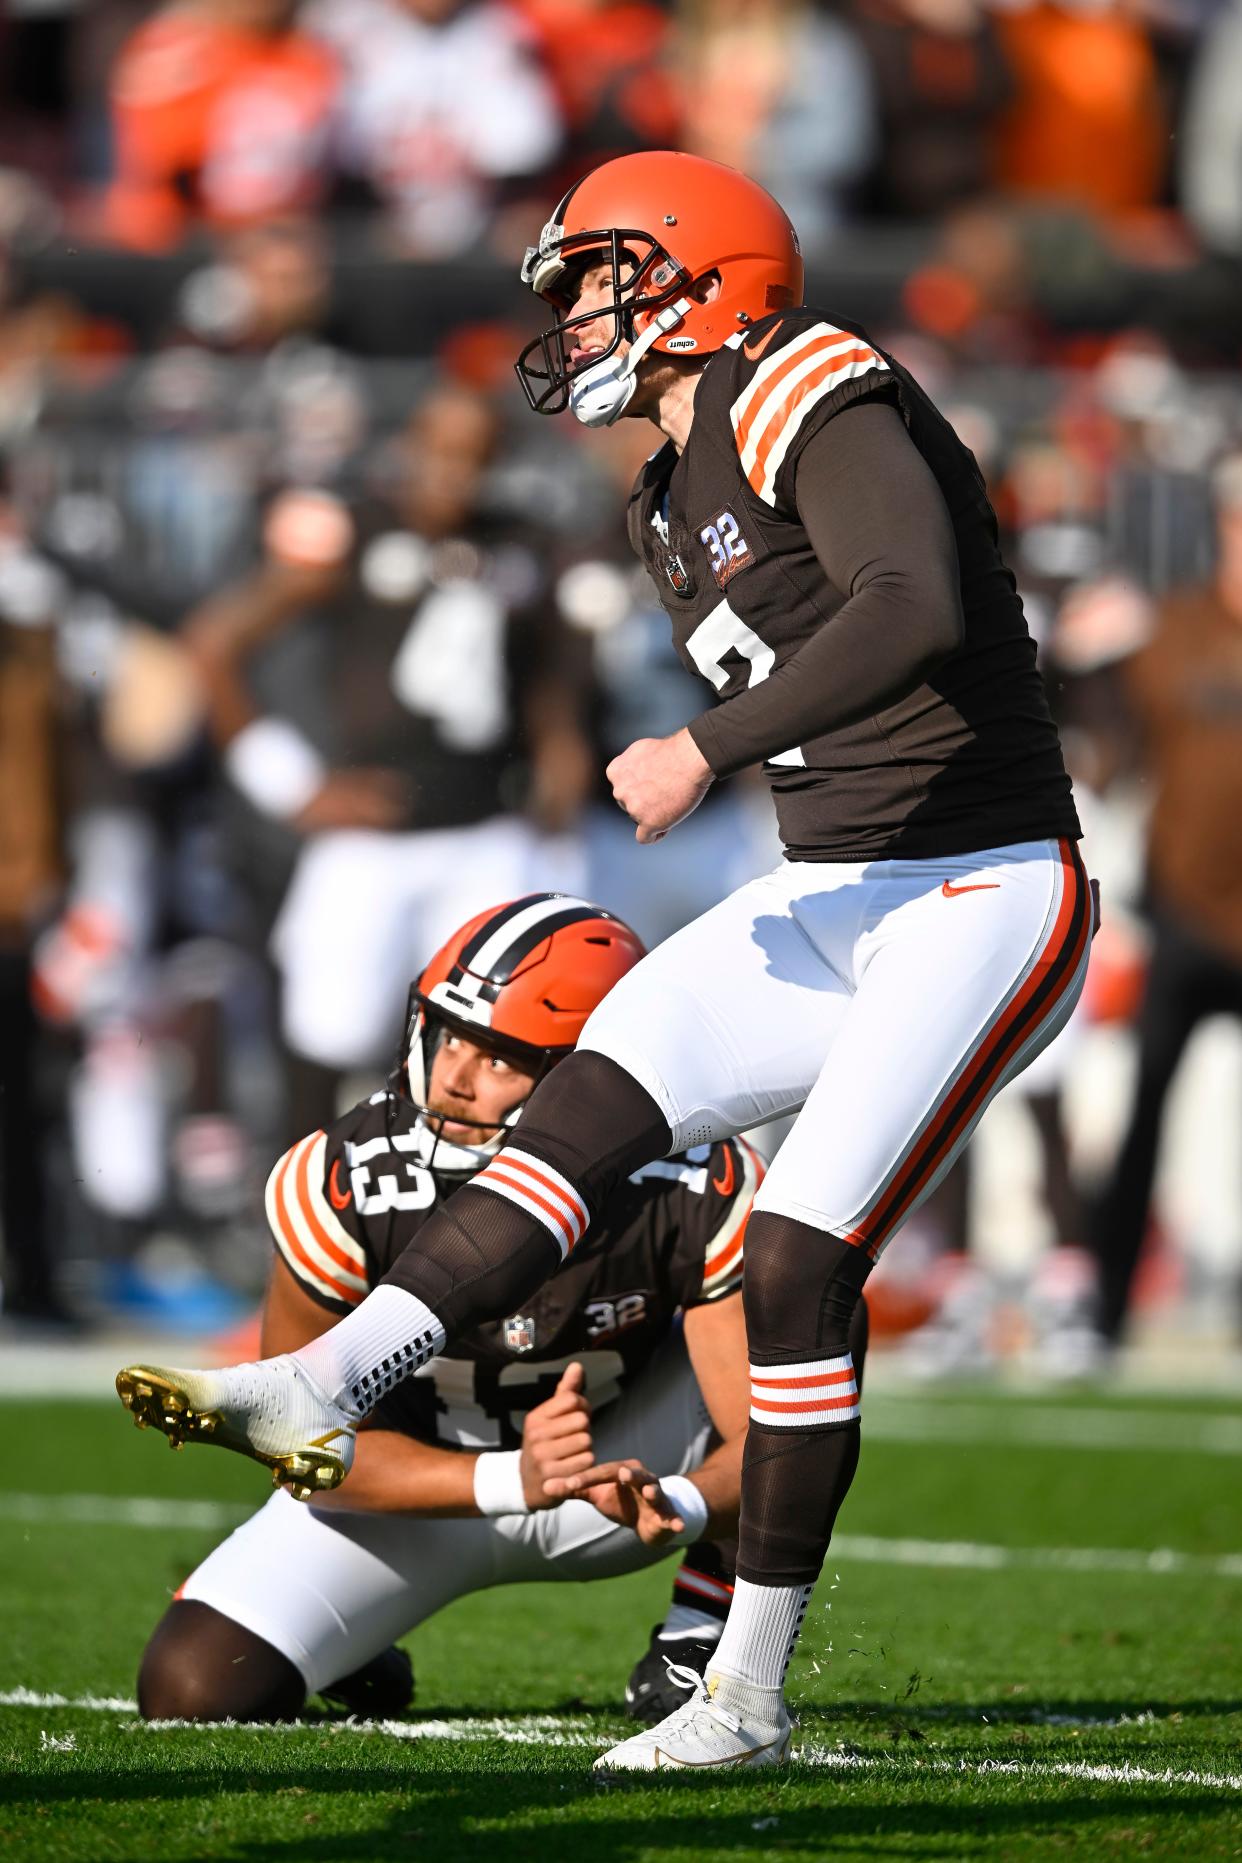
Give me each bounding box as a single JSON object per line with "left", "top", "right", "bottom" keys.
{"left": 707, "top": 1577, "right": 814, "bottom": 1696}
{"left": 293, "top": 1284, "right": 446, "bottom": 1419}
{"left": 660, "top": 1604, "right": 723, "bottom": 1641}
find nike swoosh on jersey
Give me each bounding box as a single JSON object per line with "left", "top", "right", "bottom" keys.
{"left": 265, "top": 1132, "right": 368, "bottom": 1306}
{"left": 742, "top": 323, "right": 780, "bottom": 362}
{"left": 328, "top": 1159, "right": 352, "bottom": 1210}
{"left": 941, "top": 880, "right": 1001, "bottom": 897}
{"left": 711, "top": 1148, "right": 736, "bottom": 1197}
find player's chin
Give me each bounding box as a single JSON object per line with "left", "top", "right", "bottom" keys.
{"left": 430, "top": 1114, "right": 498, "bottom": 1144}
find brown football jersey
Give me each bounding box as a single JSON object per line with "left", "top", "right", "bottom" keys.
{"left": 266, "top": 1088, "right": 758, "bottom": 1449}
{"left": 627, "top": 308, "right": 1080, "bottom": 862}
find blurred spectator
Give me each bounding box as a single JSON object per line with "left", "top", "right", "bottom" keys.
{"left": 0, "top": 535, "right": 65, "bottom": 1320}
{"left": 850, "top": 0, "right": 1012, "bottom": 220}
{"left": 1090, "top": 337, "right": 1221, "bottom": 595}
{"left": 0, "top": 168, "right": 120, "bottom": 450}
{"left": 554, "top": 423, "right": 781, "bottom": 946}
{"left": 1181, "top": 0, "right": 1242, "bottom": 256}
{"left": 1091, "top": 453, "right": 1242, "bottom": 1346}
{"left": 184, "top": 378, "right": 592, "bottom": 1136}
{"left": 173, "top": 219, "right": 336, "bottom": 357}
{"left": 518, "top": 0, "right": 681, "bottom": 168}
{"left": 104, "top": 0, "right": 340, "bottom": 251}
{"left": 900, "top": 198, "right": 1040, "bottom": 360}
{"left": 167, "top": 219, "right": 373, "bottom": 488}
{"left": 676, "top": 0, "right": 876, "bottom": 246}
{"left": 11, "top": 545, "right": 267, "bottom": 1308}
{"left": 0, "top": 2, "right": 79, "bottom": 190}
{"left": 990, "top": 0, "right": 1168, "bottom": 221}
{"left": 305, "top": 0, "right": 565, "bottom": 255}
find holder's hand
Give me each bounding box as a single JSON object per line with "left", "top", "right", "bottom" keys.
{"left": 519, "top": 1362, "right": 595, "bottom": 1509}
{"left": 564, "top": 1457, "right": 688, "bottom": 1546}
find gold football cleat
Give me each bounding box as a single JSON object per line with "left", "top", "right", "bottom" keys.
{"left": 115, "top": 1365, "right": 351, "bottom": 1502}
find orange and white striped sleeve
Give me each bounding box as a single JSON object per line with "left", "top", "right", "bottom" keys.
{"left": 694, "top": 1139, "right": 764, "bottom": 1304}
{"left": 729, "top": 319, "right": 890, "bottom": 510}
{"left": 264, "top": 1130, "right": 370, "bottom": 1310}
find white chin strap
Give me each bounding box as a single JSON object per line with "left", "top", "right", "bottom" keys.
{"left": 569, "top": 299, "right": 693, "bottom": 429}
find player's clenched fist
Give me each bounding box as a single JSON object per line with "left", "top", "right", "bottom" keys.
{"left": 606, "top": 729, "right": 714, "bottom": 845}
{"left": 518, "top": 1361, "right": 596, "bottom": 1509}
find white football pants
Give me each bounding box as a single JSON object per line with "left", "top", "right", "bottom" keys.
{"left": 180, "top": 1330, "right": 712, "bottom": 1693}
{"left": 580, "top": 837, "right": 1092, "bottom": 1259}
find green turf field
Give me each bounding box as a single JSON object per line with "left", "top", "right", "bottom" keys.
{"left": 3, "top": 1384, "right": 1241, "bottom": 1861}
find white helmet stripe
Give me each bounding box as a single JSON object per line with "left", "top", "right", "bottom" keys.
{"left": 463, "top": 894, "right": 604, "bottom": 988}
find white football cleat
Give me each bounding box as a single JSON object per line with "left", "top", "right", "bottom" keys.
{"left": 116, "top": 1357, "right": 356, "bottom": 1501}
{"left": 595, "top": 1664, "right": 791, "bottom": 1772}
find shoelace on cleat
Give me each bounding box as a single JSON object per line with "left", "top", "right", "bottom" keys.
{"left": 643, "top": 1661, "right": 742, "bottom": 1743}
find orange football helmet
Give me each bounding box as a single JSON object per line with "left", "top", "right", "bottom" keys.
{"left": 516, "top": 150, "right": 803, "bottom": 425}
{"left": 403, "top": 893, "right": 645, "bottom": 1165}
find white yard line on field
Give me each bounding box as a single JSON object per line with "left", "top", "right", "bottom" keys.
{"left": 8, "top": 1493, "right": 247, "bottom": 1531}
{"left": 3, "top": 1691, "right": 1240, "bottom": 1791}
{"left": 830, "top": 1533, "right": 1242, "bottom": 1579}
{"left": 798, "top": 1748, "right": 1242, "bottom": 1792}
{"left": 6, "top": 1492, "right": 1241, "bottom": 1580}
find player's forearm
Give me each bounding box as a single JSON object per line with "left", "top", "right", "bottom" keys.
{"left": 312, "top": 1428, "right": 485, "bottom": 1517}
{"left": 689, "top": 587, "right": 960, "bottom": 778}
{"left": 677, "top": 1436, "right": 743, "bottom": 1537}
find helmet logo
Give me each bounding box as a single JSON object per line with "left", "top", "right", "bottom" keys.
{"left": 665, "top": 335, "right": 697, "bottom": 351}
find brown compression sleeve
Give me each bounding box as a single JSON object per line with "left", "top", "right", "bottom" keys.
{"left": 688, "top": 401, "right": 965, "bottom": 780}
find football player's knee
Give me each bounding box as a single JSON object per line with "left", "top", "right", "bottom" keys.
{"left": 849, "top": 1288, "right": 870, "bottom": 1390}
{"left": 383, "top": 1052, "right": 672, "bottom": 1330}
{"left": 514, "top": 1050, "right": 672, "bottom": 1205}
{"left": 742, "top": 1211, "right": 869, "bottom": 1362}
{"left": 137, "top": 1602, "right": 305, "bottom": 1723}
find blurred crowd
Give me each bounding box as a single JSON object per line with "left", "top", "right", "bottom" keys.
{"left": 1, "top": 0, "right": 1241, "bottom": 1378}
{"left": 5, "top": 0, "right": 1242, "bottom": 263}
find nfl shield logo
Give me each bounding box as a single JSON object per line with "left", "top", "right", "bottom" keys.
{"left": 665, "top": 553, "right": 690, "bottom": 595}
{"left": 504, "top": 1315, "right": 536, "bottom": 1353}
